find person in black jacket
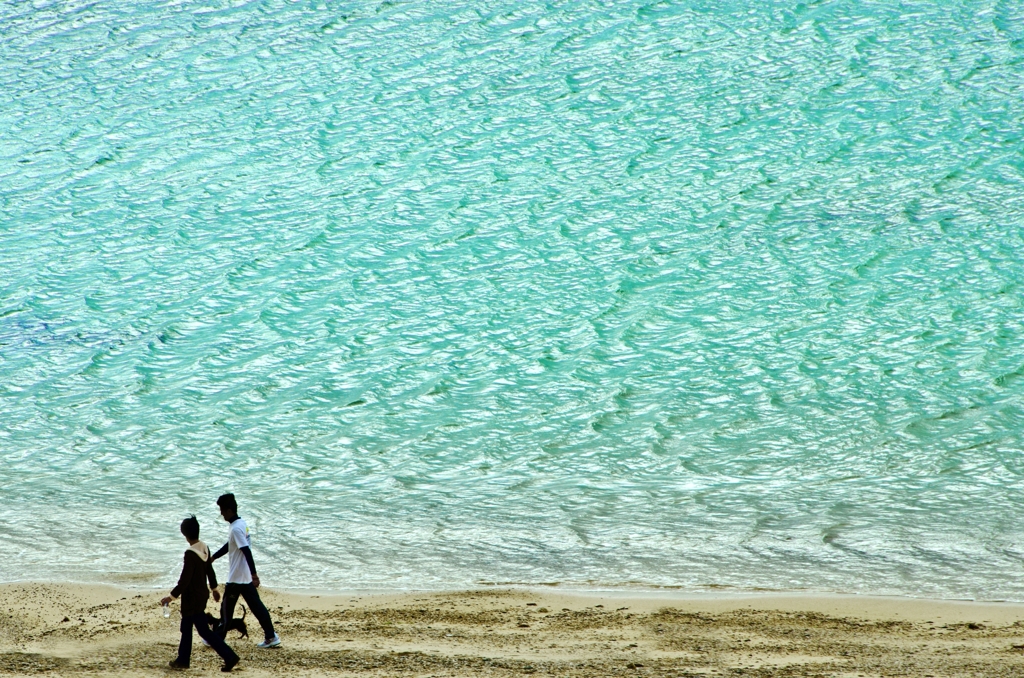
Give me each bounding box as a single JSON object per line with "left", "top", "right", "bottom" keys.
{"left": 161, "top": 516, "right": 240, "bottom": 672}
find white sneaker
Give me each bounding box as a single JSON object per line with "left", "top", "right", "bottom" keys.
{"left": 256, "top": 634, "right": 281, "bottom": 648}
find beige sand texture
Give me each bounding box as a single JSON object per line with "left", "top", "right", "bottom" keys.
{"left": 4, "top": 583, "right": 1024, "bottom": 676}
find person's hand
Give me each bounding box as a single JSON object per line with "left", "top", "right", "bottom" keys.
{"left": 160, "top": 596, "right": 173, "bottom": 606}
{"left": 252, "top": 574, "right": 261, "bottom": 589}
{"left": 212, "top": 589, "right": 221, "bottom": 603}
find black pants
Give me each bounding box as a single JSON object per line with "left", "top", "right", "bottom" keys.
{"left": 220, "top": 582, "right": 275, "bottom": 641}
{"left": 177, "top": 613, "right": 239, "bottom": 667}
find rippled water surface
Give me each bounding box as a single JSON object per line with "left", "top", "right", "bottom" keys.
{"left": 3, "top": 0, "right": 1024, "bottom": 598}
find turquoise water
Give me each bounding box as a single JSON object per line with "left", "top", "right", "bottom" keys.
{"left": 3, "top": 0, "right": 1024, "bottom": 598}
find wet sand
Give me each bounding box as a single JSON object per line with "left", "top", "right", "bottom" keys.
{"left": 4, "top": 582, "right": 1024, "bottom": 676}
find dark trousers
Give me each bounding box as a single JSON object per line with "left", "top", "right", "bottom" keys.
{"left": 177, "top": 613, "right": 239, "bottom": 667}
{"left": 220, "top": 582, "right": 275, "bottom": 641}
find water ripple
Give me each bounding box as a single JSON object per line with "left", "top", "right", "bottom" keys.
{"left": 2, "top": 0, "right": 1024, "bottom": 598}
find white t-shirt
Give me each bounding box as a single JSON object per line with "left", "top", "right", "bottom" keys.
{"left": 226, "top": 518, "right": 253, "bottom": 584}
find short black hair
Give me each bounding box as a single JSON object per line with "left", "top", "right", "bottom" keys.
{"left": 217, "top": 493, "right": 237, "bottom": 512}
{"left": 180, "top": 515, "right": 200, "bottom": 540}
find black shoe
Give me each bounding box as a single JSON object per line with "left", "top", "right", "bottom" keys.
{"left": 169, "top": 659, "right": 189, "bottom": 669}
{"left": 221, "top": 657, "right": 239, "bottom": 672}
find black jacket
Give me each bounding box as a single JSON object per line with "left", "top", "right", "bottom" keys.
{"left": 170, "top": 541, "right": 218, "bottom": 617}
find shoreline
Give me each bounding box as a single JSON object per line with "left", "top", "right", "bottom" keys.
{"left": 5, "top": 582, "right": 1024, "bottom": 676}
{"left": 7, "top": 577, "right": 1023, "bottom": 606}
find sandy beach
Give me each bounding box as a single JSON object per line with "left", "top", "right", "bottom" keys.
{"left": 4, "top": 583, "right": 1024, "bottom": 677}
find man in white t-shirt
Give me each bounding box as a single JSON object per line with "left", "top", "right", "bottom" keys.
{"left": 209, "top": 493, "right": 281, "bottom": 648}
